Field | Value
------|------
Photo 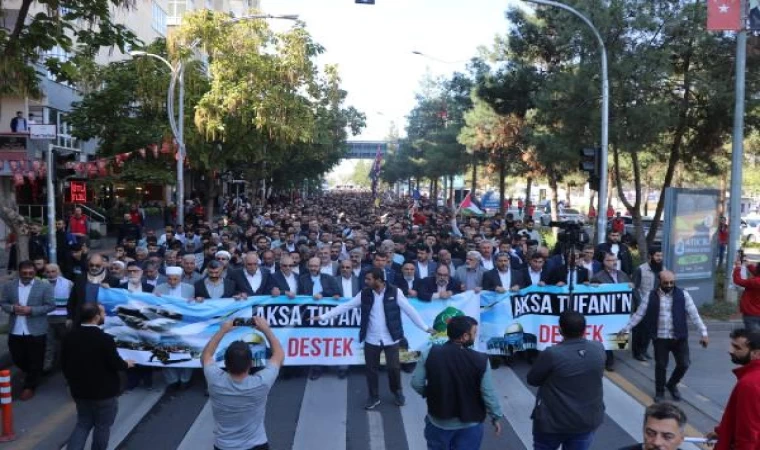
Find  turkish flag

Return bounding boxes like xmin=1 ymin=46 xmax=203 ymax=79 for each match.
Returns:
xmin=707 ymin=0 xmax=742 ymax=31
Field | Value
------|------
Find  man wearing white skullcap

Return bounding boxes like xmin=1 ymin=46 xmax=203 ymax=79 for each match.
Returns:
xmin=154 ymin=265 xmax=196 ymax=389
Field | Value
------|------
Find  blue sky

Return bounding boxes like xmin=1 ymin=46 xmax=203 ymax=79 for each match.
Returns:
xmin=264 ymin=0 xmax=519 ymax=140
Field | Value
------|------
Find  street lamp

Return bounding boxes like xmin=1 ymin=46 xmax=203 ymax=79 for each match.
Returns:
xmin=130 ymin=13 xmax=299 ymax=226
xmin=411 ymin=50 xmax=468 ymax=65
xmin=521 ymin=0 xmax=609 ymax=245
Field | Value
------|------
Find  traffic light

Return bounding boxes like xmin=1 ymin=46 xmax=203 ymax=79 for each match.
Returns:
xmin=579 ymin=147 xmax=601 ymax=191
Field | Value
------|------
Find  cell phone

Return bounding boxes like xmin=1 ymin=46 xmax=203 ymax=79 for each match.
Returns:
xmin=232 ymin=318 xmax=254 ymax=327
xmin=700 ymin=340 xmax=708 ymax=348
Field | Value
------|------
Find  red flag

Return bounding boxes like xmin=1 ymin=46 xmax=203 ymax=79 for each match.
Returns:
xmin=707 ymin=0 xmax=742 ymax=31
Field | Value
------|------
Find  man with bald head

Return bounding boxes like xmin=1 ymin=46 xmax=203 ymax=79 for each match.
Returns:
xmin=228 ymin=252 xmax=272 ymax=296
xmin=619 ymin=270 xmax=709 ymax=402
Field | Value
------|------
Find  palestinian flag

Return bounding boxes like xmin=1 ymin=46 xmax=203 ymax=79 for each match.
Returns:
xmin=458 ymin=193 xmax=484 ymax=216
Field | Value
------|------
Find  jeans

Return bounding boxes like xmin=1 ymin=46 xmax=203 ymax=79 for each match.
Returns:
xmin=364 ymin=342 xmax=401 ymax=399
xmin=533 ymin=431 xmax=595 ymax=450
xmin=424 ymin=417 xmax=484 ymax=450
xmin=718 ymin=244 xmax=727 ymax=266
xmin=67 ymin=397 xmax=119 ymax=450
xmin=163 ymin=368 xmax=193 ymax=384
xmin=653 ymin=338 xmax=690 ymax=393
xmin=8 ymin=333 xmax=46 ymax=389
xmin=743 ymin=315 xmax=760 ymax=332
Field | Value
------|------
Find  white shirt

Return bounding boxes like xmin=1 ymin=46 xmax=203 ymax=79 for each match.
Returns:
xmin=166 ymin=284 xmax=184 ymax=298
xmin=610 ymin=244 xmax=622 ymax=270
xmin=320 ymin=264 xmax=334 ymax=276
xmin=51 ymin=277 xmax=73 ymax=300
xmin=529 ymin=269 xmax=543 ymax=286
xmin=498 ymin=270 xmax=512 ymax=290
xmin=341 ymin=277 xmax=354 ymax=298
xmin=580 ymin=260 xmax=595 ymax=279
xmin=283 ymin=273 xmax=298 ymax=293
xmin=353 ymin=267 xmax=361 ymax=278
xmin=245 ymin=269 xmax=263 ymax=293
xmin=482 ymin=258 xmax=494 ymax=271
xmin=403 ymin=277 xmax=415 ymax=291
xmin=127 ymin=281 xmax=143 ymax=293
xmin=11 ymin=280 xmax=34 ymax=335
xmin=320 ymin=287 xmax=429 ymax=346
xmin=417 ymin=262 xmax=430 ymax=279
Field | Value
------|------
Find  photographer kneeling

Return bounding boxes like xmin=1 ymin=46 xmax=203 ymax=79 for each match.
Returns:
xmin=202 ymin=316 xmax=284 ymax=450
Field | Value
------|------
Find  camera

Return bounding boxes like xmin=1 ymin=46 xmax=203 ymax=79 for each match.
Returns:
xmin=549 ymin=222 xmax=589 ymax=248
xmin=232 ymin=318 xmax=255 ymax=327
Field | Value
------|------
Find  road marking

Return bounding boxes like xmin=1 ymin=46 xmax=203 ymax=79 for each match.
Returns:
xmin=605 ymin=372 xmax=705 ymax=450
xmin=491 ymin=367 xmax=535 ymax=449
xmin=367 ymin=410 xmax=385 ymax=450
xmin=177 ymin=401 xmax=214 ymax=450
xmin=13 ymin=402 xmax=76 ymax=450
xmin=400 ymin=372 xmax=427 ymax=450
xmin=292 ymin=376 xmax=347 ymax=450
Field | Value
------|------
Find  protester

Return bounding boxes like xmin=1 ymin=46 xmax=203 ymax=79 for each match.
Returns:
xmin=312 ymin=268 xmax=434 ymax=409
xmin=595 ymin=230 xmax=633 ymax=276
xmin=411 ymin=315 xmax=503 ymax=449
xmin=44 ymin=263 xmax=73 ymax=371
xmin=418 ymin=264 xmax=462 ymax=301
xmin=619 ymin=270 xmax=709 ymax=402
xmin=62 ymin=302 xmax=135 ymax=450
xmin=482 ymin=252 xmax=528 ymax=292
xmin=119 ymin=261 xmax=154 ymax=293
xmin=631 ymin=248 xmax=665 ymax=361
xmin=0 ymin=260 xmax=55 ymax=400
xmin=717 ymin=216 xmax=729 ymax=268
xmin=527 ymin=310 xmax=606 ymax=450
xmin=154 ymin=266 xmax=196 ymax=390
xmin=592 ymin=252 xmax=633 ymax=371
xmin=617 ymin=402 xmax=688 ymax=450
xmin=707 ymin=328 xmax=760 ymax=450
xmin=194 ymin=260 xmax=239 ymax=300
xmin=202 ymin=316 xmax=284 ymax=450
xmin=228 ymin=252 xmax=273 ymax=296
xmin=732 ymin=257 xmax=760 ymax=332
xmin=68 ymin=254 xmax=120 ymax=327
xmin=455 ymin=251 xmax=485 ymax=292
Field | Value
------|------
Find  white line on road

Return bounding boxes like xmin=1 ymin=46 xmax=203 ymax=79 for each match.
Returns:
xmin=177 ymin=400 xmax=214 ymax=450
xmin=292 ymin=376 xmax=348 ymax=450
xmin=400 ymin=372 xmax=427 ymax=450
xmin=367 ymin=410 xmax=386 ymax=450
xmin=491 ymin=366 xmax=535 ymax=449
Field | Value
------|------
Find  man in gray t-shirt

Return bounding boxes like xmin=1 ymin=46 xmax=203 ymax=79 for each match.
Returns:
xmin=201 ymin=316 xmax=284 ymax=450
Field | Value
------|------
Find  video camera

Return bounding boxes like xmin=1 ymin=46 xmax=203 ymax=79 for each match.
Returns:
xmin=549 ymin=221 xmax=590 ymax=249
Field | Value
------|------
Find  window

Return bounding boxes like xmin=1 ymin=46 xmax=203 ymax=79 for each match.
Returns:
xmin=56 ymin=112 xmax=80 ymax=150
xmin=152 ymin=1 xmax=168 ymax=36
xmin=44 ymin=45 xmax=73 ymax=85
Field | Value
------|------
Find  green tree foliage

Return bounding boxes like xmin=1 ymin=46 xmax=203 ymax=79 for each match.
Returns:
xmin=0 ymin=0 xmax=139 ymax=96
xmin=349 ymin=160 xmax=371 ymax=187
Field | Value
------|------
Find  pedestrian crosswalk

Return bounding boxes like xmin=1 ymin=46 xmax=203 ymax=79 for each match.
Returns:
xmin=87 ymin=360 xmax=704 ymax=450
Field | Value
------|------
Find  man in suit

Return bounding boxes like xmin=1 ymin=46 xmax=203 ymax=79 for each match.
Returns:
xmin=398 ymin=262 xmax=420 ymax=297
xmin=317 ymin=246 xmax=338 ymax=276
xmin=119 ymin=262 xmax=155 ymax=293
xmin=334 ymin=260 xmax=360 ymax=298
xmin=578 ymin=244 xmax=602 ymax=281
xmin=62 ymin=302 xmax=135 ymax=450
xmin=360 ymin=252 xmax=397 ymax=288
xmin=227 ymin=253 xmax=272 ymax=297
xmin=418 ymin=265 xmax=462 ymax=302
xmin=270 ymin=255 xmax=299 ymax=298
xmin=548 ymin=248 xmax=591 ymax=287
xmin=154 ymin=267 xmax=196 ymax=390
xmin=142 ymin=262 xmax=167 ymax=289
xmin=298 ymin=257 xmax=339 ymax=299
xmin=479 ymin=240 xmax=497 ymax=271
xmin=0 ymin=260 xmax=55 ymax=400
xmin=298 ymin=256 xmax=340 ymax=381
xmin=522 ymin=252 xmax=551 ymax=287
xmin=592 ymin=252 xmax=633 ymax=372
xmin=194 ymin=260 xmax=240 ymax=300
xmin=436 ymin=249 xmax=458 ymax=279
xmin=595 ymin=231 xmax=634 ymax=276
xmin=483 ymin=252 xmax=529 ymax=292
xmin=455 ymin=251 xmax=486 ymax=292
xmin=68 ymin=254 xmax=120 ymax=327
xmin=414 ymin=246 xmax=437 ymax=280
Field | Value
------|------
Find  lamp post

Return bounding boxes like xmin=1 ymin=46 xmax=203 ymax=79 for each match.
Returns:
xmin=522 ymin=0 xmax=609 ymax=244
xmin=410 ymin=50 xmax=468 ymax=65
xmin=130 ymin=13 xmax=299 ymax=226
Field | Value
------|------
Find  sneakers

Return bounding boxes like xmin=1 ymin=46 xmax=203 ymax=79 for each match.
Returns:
xmin=394 ymin=392 xmax=406 ymax=407
xmin=365 ymin=397 xmax=381 ymax=410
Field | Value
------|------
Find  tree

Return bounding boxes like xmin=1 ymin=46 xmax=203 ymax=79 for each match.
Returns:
xmin=349 ymin=160 xmax=372 ymax=187
xmin=0 ymin=0 xmax=139 ymax=96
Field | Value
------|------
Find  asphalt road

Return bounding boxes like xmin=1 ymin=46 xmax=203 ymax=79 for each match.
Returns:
xmin=3 ymin=322 xmax=738 ymax=450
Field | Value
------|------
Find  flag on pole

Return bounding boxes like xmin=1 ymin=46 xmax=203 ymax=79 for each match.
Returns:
xmin=370 ymin=145 xmax=383 ymax=200
xmin=707 ymin=0 xmax=742 ymax=31
xmin=458 ymin=192 xmax=484 ymax=216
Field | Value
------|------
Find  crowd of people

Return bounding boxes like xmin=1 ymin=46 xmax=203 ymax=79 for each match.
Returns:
xmin=1 ymin=191 xmax=759 ymax=450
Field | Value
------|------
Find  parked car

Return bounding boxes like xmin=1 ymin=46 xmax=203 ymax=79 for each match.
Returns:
xmin=741 ymin=217 xmax=760 ymax=242
xmin=539 ymin=207 xmax=586 ymax=226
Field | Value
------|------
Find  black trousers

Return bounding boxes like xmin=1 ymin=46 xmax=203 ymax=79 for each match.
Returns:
xmin=631 ymin=323 xmax=651 ymax=357
xmin=653 ymin=338 xmax=690 ymax=393
xmin=364 ymin=342 xmax=401 ymax=399
xmin=8 ymin=333 xmax=46 ymax=389
xmin=215 ymin=444 xmax=268 ymax=450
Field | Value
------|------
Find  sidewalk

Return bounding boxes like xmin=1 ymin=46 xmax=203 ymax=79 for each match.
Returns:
xmin=0 ymin=236 xmax=118 ymax=370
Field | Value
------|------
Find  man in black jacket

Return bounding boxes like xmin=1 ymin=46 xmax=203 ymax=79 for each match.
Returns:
xmin=410 ymin=315 xmax=504 ymax=448
xmin=227 ymin=253 xmax=272 ymax=296
xmin=527 ymin=310 xmax=606 ymax=450
xmin=67 ymin=254 xmax=120 ymax=327
xmin=482 ymin=253 xmax=529 ymax=292
xmin=62 ymin=302 xmax=135 ymax=450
